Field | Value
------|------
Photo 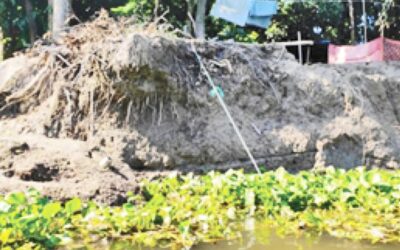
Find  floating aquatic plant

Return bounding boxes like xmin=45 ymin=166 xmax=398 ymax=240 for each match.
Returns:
xmin=0 ymin=167 xmax=400 ymax=249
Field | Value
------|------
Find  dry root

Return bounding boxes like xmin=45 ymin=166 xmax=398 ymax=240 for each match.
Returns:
xmin=0 ymin=10 xmax=176 ymax=138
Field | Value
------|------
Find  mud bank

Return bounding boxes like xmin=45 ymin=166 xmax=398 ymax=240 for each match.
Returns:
xmin=0 ymin=13 xmax=399 ymax=202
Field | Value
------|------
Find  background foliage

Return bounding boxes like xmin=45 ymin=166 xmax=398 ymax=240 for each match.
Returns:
xmin=1 ymin=0 xmax=400 ymax=58
xmin=0 ymin=0 xmax=48 ymax=58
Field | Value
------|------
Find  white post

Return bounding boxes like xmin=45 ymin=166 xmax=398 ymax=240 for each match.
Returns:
xmin=0 ymin=28 xmax=3 ymax=61
xmin=297 ymin=31 xmax=303 ymax=64
xmin=362 ymin=0 xmax=368 ymax=43
xmin=306 ymin=46 xmax=311 ymax=64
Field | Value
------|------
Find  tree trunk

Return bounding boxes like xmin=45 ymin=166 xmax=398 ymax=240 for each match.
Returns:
xmin=154 ymin=0 xmax=159 ymax=17
xmin=24 ymin=0 xmax=38 ymax=44
xmin=0 ymin=28 xmax=3 ymax=61
xmin=195 ymin=0 xmax=207 ymax=39
xmin=48 ymin=0 xmax=53 ymax=32
xmin=348 ymin=0 xmax=356 ymax=44
xmin=52 ymin=0 xmax=72 ymax=41
xmin=185 ymin=0 xmax=195 ymax=35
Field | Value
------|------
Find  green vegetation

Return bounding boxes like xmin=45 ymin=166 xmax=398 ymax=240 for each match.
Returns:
xmin=2 ymin=0 xmax=400 ymax=57
xmin=0 ymin=0 xmax=48 ymax=58
xmin=0 ymin=167 xmax=400 ymax=249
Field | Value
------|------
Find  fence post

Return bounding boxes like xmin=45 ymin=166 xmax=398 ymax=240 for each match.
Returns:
xmin=362 ymin=0 xmax=368 ymax=43
xmin=0 ymin=28 xmax=3 ymax=61
xmin=297 ymin=31 xmax=303 ymax=64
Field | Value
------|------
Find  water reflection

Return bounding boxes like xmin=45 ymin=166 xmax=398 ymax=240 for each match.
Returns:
xmin=79 ymin=220 xmax=400 ymax=250
xmin=193 ymin=219 xmax=398 ymax=250
xmin=194 ymin=232 xmax=397 ymax=250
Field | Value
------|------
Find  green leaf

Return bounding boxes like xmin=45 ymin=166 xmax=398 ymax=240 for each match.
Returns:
xmin=7 ymin=192 xmax=26 ymax=205
xmin=0 ymin=229 xmax=12 ymax=244
xmin=65 ymin=198 xmax=82 ymax=215
xmin=44 ymin=235 xmax=61 ymax=248
xmin=42 ymin=202 xmax=62 ymax=219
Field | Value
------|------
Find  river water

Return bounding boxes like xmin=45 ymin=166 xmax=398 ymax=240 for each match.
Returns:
xmin=104 ymin=233 xmax=398 ymax=250
xmin=81 ymin=220 xmax=399 ymax=250
xmin=193 ymin=233 xmax=398 ymax=250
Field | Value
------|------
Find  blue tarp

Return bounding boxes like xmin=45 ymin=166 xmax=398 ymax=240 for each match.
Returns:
xmin=250 ymin=0 xmax=277 ymax=16
xmin=210 ymin=0 xmax=253 ymax=27
xmin=246 ymin=16 xmax=272 ymax=29
xmin=210 ymin=0 xmax=277 ymax=29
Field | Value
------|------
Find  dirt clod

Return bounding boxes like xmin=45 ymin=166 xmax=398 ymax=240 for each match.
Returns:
xmin=19 ymin=163 xmax=60 ymax=182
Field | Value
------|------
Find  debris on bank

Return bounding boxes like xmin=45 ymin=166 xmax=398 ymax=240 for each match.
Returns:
xmin=0 ymin=11 xmax=399 ymax=203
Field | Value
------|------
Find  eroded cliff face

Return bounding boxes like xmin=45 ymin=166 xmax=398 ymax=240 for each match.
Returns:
xmin=109 ymin=33 xmax=400 ymax=171
xmin=0 ymin=13 xmax=399 ymax=202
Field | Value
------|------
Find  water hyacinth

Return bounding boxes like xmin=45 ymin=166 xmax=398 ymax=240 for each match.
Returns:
xmin=0 ymin=167 xmax=399 ymax=249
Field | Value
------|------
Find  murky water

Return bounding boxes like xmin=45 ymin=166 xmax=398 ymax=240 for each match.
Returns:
xmin=194 ymin=220 xmax=399 ymax=250
xmin=104 ymin=232 xmax=399 ymax=250
xmin=193 ymin=233 xmax=398 ymax=250
xmin=78 ymin=221 xmax=400 ymax=250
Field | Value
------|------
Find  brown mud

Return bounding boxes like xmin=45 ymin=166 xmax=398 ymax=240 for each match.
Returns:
xmin=0 ymin=12 xmax=399 ymax=203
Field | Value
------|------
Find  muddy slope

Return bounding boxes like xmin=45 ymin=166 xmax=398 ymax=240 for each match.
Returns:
xmin=0 ymin=14 xmax=399 ymax=202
